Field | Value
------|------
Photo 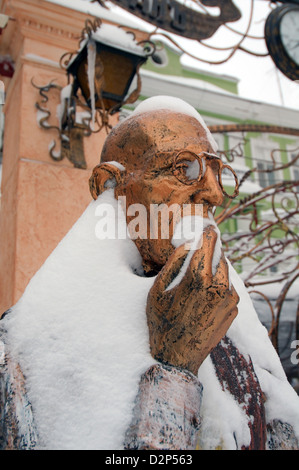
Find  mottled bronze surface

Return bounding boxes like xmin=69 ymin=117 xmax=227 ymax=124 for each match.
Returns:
xmin=146 ymin=226 xmax=239 ymax=374
xmin=99 ymin=110 xmax=212 ymax=172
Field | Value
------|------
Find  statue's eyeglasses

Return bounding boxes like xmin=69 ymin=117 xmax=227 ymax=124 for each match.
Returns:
xmin=172 ymin=150 xmax=239 ymax=199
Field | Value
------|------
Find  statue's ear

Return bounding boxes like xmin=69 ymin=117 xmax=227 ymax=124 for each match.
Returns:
xmin=89 ymin=162 xmax=125 ymax=200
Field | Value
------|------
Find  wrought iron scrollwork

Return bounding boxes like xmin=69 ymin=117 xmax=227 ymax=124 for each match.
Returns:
xmin=211 ymin=128 xmax=299 ymax=388
xmin=31 ymin=78 xmax=92 ymax=169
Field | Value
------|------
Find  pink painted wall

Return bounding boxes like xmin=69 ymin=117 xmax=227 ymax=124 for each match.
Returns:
xmin=0 ymin=0 xmax=120 ymax=313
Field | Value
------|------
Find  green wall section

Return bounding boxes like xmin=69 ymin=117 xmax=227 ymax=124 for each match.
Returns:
xmin=142 ymin=45 xmax=239 ymax=95
xmin=269 ymin=135 xmax=297 ymax=180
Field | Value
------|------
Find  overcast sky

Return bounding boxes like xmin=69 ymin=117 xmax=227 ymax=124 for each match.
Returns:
xmin=179 ymin=0 xmax=299 ymax=110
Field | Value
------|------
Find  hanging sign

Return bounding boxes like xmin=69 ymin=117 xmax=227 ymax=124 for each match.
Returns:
xmin=101 ymin=0 xmax=241 ymax=40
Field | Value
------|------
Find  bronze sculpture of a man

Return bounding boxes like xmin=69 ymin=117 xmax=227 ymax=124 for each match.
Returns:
xmin=90 ymin=102 xmax=240 ymax=375
xmin=1 ymin=96 xmax=299 ymax=450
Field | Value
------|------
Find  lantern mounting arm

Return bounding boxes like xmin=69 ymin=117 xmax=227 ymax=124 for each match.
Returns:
xmin=31 ymin=78 xmax=92 ymax=168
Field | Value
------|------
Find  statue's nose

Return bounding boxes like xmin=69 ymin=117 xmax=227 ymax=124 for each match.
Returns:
xmin=193 ymin=166 xmax=224 ymax=206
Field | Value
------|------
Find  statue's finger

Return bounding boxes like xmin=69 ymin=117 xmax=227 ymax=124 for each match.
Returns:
xmin=153 ymin=243 xmax=189 ymax=292
xmin=212 ymin=255 xmax=230 ymax=290
xmin=187 ymin=225 xmax=218 ymax=283
xmin=217 ymin=305 xmax=239 ymax=339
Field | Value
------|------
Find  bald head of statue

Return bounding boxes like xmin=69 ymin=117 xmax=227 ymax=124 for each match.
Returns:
xmin=100 ymin=108 xmax=214 ymax=173
xmin=89 ymin=98 xmax=235 ymax=274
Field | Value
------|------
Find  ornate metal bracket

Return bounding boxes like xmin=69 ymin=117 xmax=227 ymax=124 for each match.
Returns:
xmin=209 ymin=123 xmax=299 ymax=137
xmin=31 ymin=79 xmax=92 ymax=169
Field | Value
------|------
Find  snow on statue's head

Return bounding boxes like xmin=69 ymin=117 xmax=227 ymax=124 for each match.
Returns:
xmin=89 ymin=96 xmax=224 ymax=275
xmin=100 ymin=96 xmax=218 ymax=172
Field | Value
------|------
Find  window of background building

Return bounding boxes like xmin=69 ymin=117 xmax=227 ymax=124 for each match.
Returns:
xmin=251 ymin=137 xmax=282 ymax=189
xmin=291 ymin=152 xmax=299 ymax=193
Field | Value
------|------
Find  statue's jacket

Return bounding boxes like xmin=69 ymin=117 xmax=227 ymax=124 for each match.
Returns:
xmin=1 ymin=326 xmax=298 ymax=450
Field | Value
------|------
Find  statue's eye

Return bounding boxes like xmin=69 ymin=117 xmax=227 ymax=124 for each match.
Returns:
xmin=173 ymin=151 xmax=203 ymax=185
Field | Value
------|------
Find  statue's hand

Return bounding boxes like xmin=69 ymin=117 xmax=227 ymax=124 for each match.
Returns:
xmin=146 ymin=226 xmax=239 ymax=375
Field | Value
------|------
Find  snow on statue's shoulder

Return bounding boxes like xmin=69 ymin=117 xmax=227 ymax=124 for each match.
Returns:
xmin=3 ymin=190 xmax=155 ymax=450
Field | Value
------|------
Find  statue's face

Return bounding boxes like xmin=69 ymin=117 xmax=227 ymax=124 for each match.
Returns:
xmin=100 ymin=110 xmax=234 ymax=274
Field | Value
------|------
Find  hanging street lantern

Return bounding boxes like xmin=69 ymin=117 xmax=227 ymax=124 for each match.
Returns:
xmin=32 ymin=19 xmax=155 ymax=169
xmin=62 ymin=20 xmax=154 ymax=130
xmin=67 ymin=22 xmax=149 ymax=116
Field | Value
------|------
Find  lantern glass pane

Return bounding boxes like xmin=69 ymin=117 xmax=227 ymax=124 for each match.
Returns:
xmin=72 ymin=43 xmax=145 ymax=112
xmin=95 ymin=49 xmax=136 ymax=109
